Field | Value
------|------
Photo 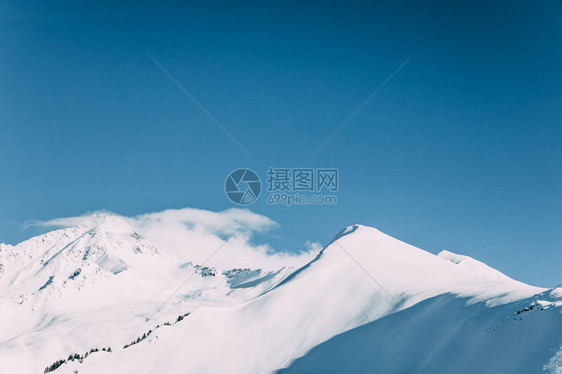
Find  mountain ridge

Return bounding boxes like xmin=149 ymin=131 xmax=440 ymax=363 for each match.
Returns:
xmin=0 ymin=217 xmax=560 ymax=373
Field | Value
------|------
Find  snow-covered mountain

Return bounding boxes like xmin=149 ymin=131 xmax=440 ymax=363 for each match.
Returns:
xmin=0 ymin=216 xmax=560 ymax=373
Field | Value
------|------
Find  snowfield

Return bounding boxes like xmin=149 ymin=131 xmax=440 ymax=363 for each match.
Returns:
xmin=0 ymin=214 xmax=560 ymax=373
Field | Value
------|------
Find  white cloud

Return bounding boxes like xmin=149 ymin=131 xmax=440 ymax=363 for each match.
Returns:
xmin=26 ymin=210 xmax=116 ymax=229
xmin=31 ymin=208 xmax=319 ymax=271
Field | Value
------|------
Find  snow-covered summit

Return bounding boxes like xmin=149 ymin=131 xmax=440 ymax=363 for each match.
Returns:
xmin=88 ymin=214 xmax=139 ymax=235
xmin=301 ymin=224 xmax=543 ymax=305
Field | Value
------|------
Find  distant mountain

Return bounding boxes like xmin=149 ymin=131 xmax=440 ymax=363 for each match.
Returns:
xmin=0 ymin=218 xmax=560 ymax=373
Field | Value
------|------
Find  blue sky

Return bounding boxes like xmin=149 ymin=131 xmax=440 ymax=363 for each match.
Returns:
xmin=1 ymin=0 xmax=561 ymax=287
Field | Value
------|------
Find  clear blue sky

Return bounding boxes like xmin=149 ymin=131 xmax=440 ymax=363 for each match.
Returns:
xmin=1 ymin=0 xmax=561 ymax=287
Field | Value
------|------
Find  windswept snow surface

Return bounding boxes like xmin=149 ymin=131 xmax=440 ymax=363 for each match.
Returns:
xmin=1 ymin=218 xmax=560 ymax=374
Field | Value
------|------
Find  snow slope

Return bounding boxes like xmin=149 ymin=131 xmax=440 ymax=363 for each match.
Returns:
xmin=281 ymin=290 xmax=562 ymax=374
xmin=1 ymin=220 xmax=560 ymax=373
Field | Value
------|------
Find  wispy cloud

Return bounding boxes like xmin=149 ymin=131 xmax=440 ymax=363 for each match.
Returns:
xmin=30 ymin=208 xmax=319 ymax=271
xmin=26 ymin=209 xmax=116 ymax=229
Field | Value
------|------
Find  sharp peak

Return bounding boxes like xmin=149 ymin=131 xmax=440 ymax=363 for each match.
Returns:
xmin=87 ymin=214 xmax=136 ymax=234
xmin=330 ymin=224 xmax=381 ymax=242
xmin=331 ymin=224 xmax=359 ymax=240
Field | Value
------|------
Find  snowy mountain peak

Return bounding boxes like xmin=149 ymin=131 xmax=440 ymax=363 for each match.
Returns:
xmin=330 ymin=225 xmax=358 ymax=244
xmin=0 ymin=216 xmax=166 ymax=302
xmin=294 ymin=224 xmax=546 ymax=310
xmin=88 ymin=214 xmax=136 ymax=234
